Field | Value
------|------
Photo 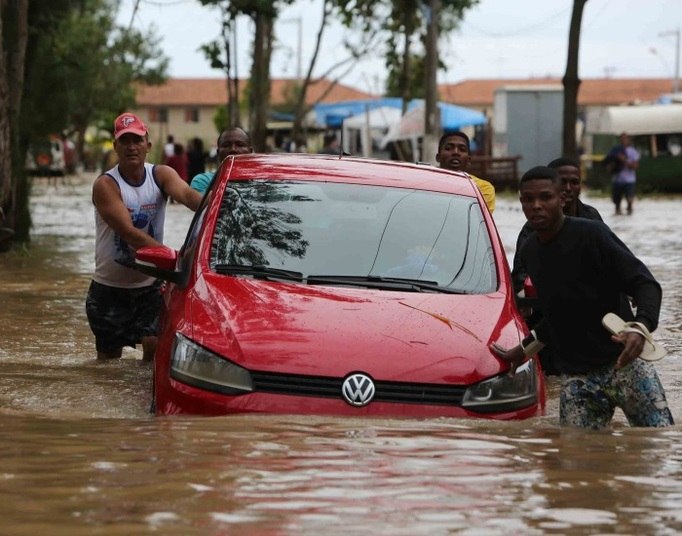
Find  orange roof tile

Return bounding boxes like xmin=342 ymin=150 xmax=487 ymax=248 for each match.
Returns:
xmin=135 ymin=77 xmax=674 ymax=112
xmin=135 ymin=78 xmax=374 ymax=107
xmin=439 ymin=78 xmax=675 ymax=108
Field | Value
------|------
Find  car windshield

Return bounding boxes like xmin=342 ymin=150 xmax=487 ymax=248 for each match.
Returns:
xmin=210 ymin=180 xmax=497 ymax=294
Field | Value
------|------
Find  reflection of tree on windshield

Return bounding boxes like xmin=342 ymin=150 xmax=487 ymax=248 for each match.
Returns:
xmin=212 ymin=182 xmax=311 ymax=266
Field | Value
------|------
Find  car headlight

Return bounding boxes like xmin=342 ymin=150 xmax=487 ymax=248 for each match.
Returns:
xmin=170 ymin=333 xmax=254 ymax=395
xmin=461 ymin=359 xmax=537 ymax=413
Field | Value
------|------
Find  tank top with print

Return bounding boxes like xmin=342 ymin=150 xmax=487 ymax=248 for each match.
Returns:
xmin=93 ymin=162 xmax=166 ymax=288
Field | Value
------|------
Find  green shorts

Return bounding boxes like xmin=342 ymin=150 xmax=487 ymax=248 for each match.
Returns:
xmin=560 ymin=359 xmax=674 ymax=429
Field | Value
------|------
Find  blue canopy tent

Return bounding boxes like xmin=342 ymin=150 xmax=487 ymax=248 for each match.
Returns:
xmin=312 ymin=98 xmax=486 ymax=133
xmin=312 ymin=98 xmax=487 ymax=159
xmin=312 ymin=98 xmax=403 ymax=128
xmin=435 ymin=101 xmax=488 ymax=131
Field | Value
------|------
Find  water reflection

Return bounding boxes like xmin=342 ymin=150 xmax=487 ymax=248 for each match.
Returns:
xmin=0 ymin=178 xmax=680 ymax=534
xmin=1 ymin=414 xmax=681 ymax=534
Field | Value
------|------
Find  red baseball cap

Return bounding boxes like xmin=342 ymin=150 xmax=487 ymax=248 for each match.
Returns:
xmin=114 ymin=113 xmax=148 ymax=139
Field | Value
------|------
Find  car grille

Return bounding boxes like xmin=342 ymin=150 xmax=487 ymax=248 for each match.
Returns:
xmin=251 ymin=371 xmax=466 ymax=406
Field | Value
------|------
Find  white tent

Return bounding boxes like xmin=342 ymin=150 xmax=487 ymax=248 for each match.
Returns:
xmin=586 ymin=104 xmax=682 ymax=135
xmin=341 ymin=106 xmax=403 ymax=157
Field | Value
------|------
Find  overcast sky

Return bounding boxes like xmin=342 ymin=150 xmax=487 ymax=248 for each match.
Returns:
xmin=116 ymin=0 xmax=681 ymax=94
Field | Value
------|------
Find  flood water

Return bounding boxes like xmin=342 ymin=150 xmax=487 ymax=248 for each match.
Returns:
xmin=1 ymin=175 xmax=681 ymax=535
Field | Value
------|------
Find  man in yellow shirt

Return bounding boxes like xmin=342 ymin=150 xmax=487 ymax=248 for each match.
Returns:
xmin=436 ymin=132 xmax=495 ymax=213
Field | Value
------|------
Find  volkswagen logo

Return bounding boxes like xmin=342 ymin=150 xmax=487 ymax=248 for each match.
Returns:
xmin=341 ymin=373 xmax=376 ymax=407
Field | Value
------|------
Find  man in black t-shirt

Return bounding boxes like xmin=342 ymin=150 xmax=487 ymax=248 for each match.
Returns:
xmin=512 ymin=158 xmax=603 ymax=375
xmin=492 ymin=166 xmax=673 ymax=429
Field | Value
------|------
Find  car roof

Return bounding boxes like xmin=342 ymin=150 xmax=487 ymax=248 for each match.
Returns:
xmin=222 ymin=154 xmax=479 ymax=198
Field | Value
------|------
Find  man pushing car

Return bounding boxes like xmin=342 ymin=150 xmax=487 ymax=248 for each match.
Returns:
xmin=86 ymin=113 xmax=202 ymax=361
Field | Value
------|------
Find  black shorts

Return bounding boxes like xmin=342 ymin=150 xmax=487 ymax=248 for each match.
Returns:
xmin=612 ymin=182 xmax=635 ymax=202
xmin=85 ymin=280 xmax=162 ymax=353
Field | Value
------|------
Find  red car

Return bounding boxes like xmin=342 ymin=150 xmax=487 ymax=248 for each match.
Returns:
xmin=136 ymin=154 xmax=545 ymax=418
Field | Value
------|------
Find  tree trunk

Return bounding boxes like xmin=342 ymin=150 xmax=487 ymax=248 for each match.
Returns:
xmin=400 ymin=26 xmax=411 ymax=115
xmin=249 ymin=10 xmax=273 ymax=152
xmin=562 ymin=0 xmax=588 ymax=159
xmin=0 ymin=4 xmax=12 ymax=223
xmin=230 ymin=13 xmax=240 ymax=128
xmin=290 ymin=1 xmax=330 ymax=145
xmin=221 ymin=9 xmax=241 ymax=128
xmin=223 ymin=14 xmax=234 ymax=126
xmin=423 ymin=0 xmax=440 ymax=164
xmin=0 ymin=0 xmax=30 ymax=244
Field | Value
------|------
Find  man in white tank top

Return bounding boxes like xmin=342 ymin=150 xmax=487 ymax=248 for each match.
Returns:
xmin=86 ymin=113 xmax=202 ymax=362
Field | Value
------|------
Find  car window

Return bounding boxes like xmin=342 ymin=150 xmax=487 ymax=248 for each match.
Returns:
xmin=177 ymin=190 xmax=213 ymax=276
xmin=210 ymin=180 xmax=497 ymax=294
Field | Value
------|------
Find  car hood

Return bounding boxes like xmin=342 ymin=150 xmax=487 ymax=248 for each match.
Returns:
xmin=187 ymin=274 xmax=516 ymax=384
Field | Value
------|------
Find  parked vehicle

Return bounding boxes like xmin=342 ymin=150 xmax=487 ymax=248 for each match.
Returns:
xmin=136 ymin=154 xmax=545 ymax=418
xmin=25 ymin=136 xmax=66 ymax=177
xmin=584 ymin=103 xmax=682 ymax=193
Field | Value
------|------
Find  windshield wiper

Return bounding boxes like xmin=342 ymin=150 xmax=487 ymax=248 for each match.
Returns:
xmin=306 ymin=275 xmax=467 ymax=294
xmin=213 ymin=267 xmax=468 ymax=293
xmin=214 ymin=264 xmax=304 ymax=281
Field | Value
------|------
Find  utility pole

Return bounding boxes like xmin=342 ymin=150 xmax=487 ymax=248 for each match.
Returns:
xmin=423 ymin=0 xmax=440 ymax=164
xmin=659 ymin=28 xmax=680 ymax=93
xmin=283 ymin=16 xmax=303 ymax=81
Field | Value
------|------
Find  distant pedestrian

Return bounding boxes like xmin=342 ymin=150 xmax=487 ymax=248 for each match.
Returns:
xmin=605 ymin=132 xmax=640 ymax=215
xmin=436 ymin=131 xmax=495 ymax=213
xmin=186 ymin=137 xmax=206 ymax=178
xmin=165 ymin=143 xmax=188 ymax=183
xmin=319 ymin=133 xmax=340 ymax=155
xmin=190 ymin=127 xmax=253 ymax=194
xmin=163 ymin=134 xmax=175 ymax=161
xmin=491 ymin=166 xmax=673 ymax=430
xmin=286 ymin=136 xmax=307 ymax=153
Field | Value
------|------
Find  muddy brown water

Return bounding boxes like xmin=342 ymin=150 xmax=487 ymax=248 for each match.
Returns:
xmin=1 ymin=176 xmax=681 ymax=535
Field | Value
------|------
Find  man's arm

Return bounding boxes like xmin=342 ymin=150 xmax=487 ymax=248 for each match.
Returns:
xmin=92 ymin=175 xmax=162 ymax=250
xmin=489 ymin=326 xmax=546 ymax=375
xmin=511 ymin=223 xmax=533 ymax=295
xmin=596 ymin=225 xmax=662 ymax=331
xmin=626 ymin=147 xmax=640 ymax=170
xmin=156 ymin=164 xmax=203 ymax=211
xmin=190 ymin=172 xmax=214 ymax=194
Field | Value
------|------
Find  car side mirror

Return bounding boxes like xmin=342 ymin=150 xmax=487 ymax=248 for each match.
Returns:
xmin=134 ymin=245 xmax=183 ymax=284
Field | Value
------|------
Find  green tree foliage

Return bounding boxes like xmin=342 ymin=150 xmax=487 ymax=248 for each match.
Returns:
xmin=285 ymin=1 xmax=382 ymax=145
xmin=199 ymin=2 xmax=242 ymax=127
xmin=385 ymin=53 xmax=427 ymax=99
xmin=0 ymin=0 xmax=168 ymax=248
xmin=22 ymin=0 xmax=168 ymax=158
xmin=200 ymin=0 xmax=295 ymax=151
xmin=336 ymin=0 xmax=478 ymax=107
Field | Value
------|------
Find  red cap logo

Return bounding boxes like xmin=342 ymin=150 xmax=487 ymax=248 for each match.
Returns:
xmin=114 ymin=113 xmax=147 ymax=139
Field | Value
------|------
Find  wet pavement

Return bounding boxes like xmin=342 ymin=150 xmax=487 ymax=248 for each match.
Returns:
xmin=0 ymin=175 xmax=680 ymax=535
